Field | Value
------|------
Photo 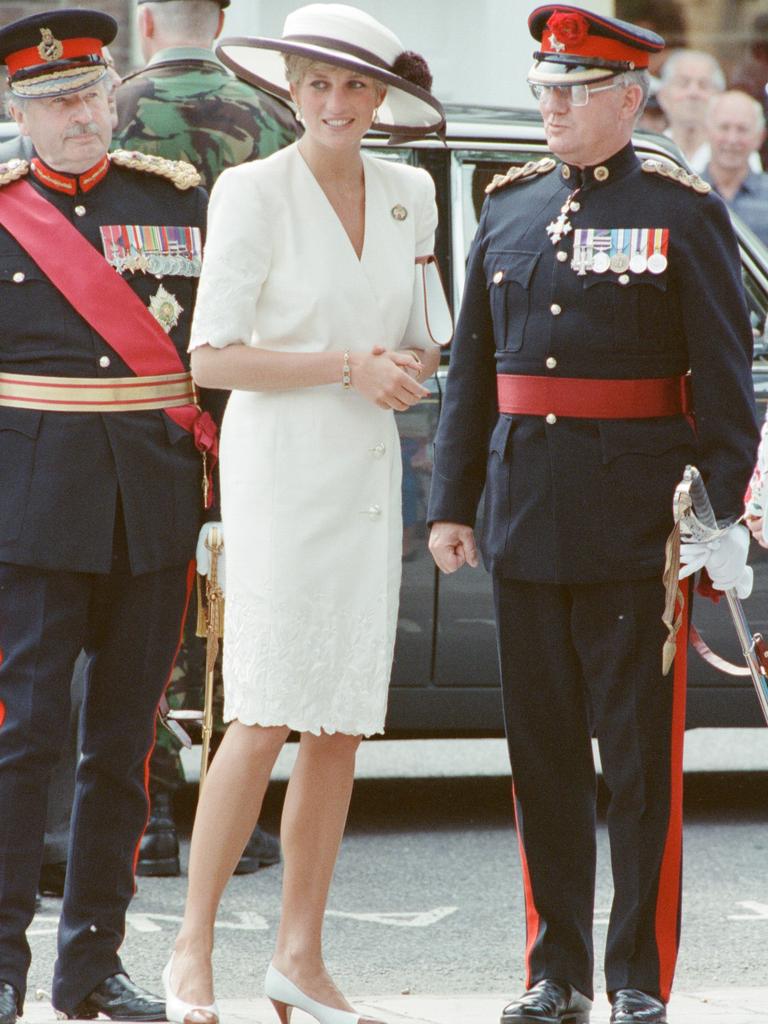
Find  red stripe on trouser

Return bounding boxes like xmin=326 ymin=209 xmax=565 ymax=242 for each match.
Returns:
xmin=512 ymin=782 xmax=541 ymax=988
xmin=130 ymin=559 xmax=197 ymax=882
xmin=654 ymin=579 xmax=689 ymax=1002
xmin=0 ymin=699 xmax=4 ymax=729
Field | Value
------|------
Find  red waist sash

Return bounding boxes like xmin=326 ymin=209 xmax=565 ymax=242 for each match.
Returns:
xmin=0 ymin=177 xmax=216 ymax=506
xmin=497 ymin=373 xmax=692 ymax=420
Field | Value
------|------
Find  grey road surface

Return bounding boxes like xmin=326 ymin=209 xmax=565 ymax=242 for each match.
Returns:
xmin=26 ymin=733 xmax=768 ymax=1004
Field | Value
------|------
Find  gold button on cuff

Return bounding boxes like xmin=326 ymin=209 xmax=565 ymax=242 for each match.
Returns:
xmin=493 ymin=270 xmax=504 ymax=284
xmin=546 ymin=357 xmax=557 ymax=369
xmin=545 ymin=413 xmax=557 ymax=425
xmin=99 ymin=355 xmax=111 ymax=368
xmin=550 ymin=303 xmax=562 ymax=316
xmin=556 ymin=251 xmax=568 ymax=262
xmin=74 ymin=205 xmax=86 ymax=217
xmin=618 ymin=273 xmax=630 ymax=285
xmin=12 ymin=271 xmax=25 ymax=283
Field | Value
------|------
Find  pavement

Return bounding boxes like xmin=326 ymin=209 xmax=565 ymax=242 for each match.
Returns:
xmin=20 ymin=989 xmax=768 ymax=1023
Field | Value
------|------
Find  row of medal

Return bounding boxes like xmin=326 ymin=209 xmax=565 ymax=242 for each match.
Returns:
xmin=99 ymin=224 xmax=203 ymax=277
xmin=570 ymin=227 xmax=669 ymax=276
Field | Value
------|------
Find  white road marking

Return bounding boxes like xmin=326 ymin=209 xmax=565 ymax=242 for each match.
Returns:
xmin=728 ymin=901 xmax=768 ymax=920
xmin=326 ymin=906 xmax=458 ymax=927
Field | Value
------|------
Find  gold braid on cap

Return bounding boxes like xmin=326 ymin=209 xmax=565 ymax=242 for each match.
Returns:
xmin=641 ymin=159 xmax=712 ymax=195
xmin=111 ymin=149 xmax=201 ymax=190
xmin=485 ymin=157 xmax=557 ymax=194
xmin=0 ymin=159 xmax=30 ymax=188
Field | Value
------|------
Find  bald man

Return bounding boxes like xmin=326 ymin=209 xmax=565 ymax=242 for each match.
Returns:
xmin=703 ymin=90 xmax=768 ymax=247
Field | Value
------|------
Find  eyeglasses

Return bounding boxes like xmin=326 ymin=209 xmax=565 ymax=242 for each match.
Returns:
xmin=528 ymin=81 xmax=622 ymax=107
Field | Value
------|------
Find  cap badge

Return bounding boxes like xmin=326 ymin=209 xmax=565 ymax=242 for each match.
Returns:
xmin=548 ymin=33 xmax=566 ymax=53
xmin=37 ymin=27 xmax=64 ymax=63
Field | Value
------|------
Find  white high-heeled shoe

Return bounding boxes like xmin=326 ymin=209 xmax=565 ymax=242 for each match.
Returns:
xmin=162 ymin=954 xmax=220 ymax=1024
xmin=264 ymin=964 xmax=383 ymax=1024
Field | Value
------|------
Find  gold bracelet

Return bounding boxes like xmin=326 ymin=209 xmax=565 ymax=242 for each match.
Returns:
xmin=342 ymin=349 xmax=351 ymax=390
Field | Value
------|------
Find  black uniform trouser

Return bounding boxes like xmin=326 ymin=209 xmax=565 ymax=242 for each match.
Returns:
xmin=0 ymin=542 xmax=193 ymax=1014
xmin=493 ymin=576 xmax=687 ymax=1003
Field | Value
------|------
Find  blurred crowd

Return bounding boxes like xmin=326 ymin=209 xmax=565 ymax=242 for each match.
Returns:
xmin=618 ymin=1 xmax=768 ymax=246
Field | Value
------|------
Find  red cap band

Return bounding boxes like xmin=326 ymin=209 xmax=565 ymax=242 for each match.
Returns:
xmin=542 ymin=11 xmax=650 ymax=67
xmin=6 ymin=37 xmax=103 ymax=76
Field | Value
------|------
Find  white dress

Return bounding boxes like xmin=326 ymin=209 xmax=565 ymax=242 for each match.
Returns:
xmin=189 ymin=143 xmax=437 ymax=736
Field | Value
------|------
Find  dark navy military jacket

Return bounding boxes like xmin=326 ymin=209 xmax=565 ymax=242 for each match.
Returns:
xmin=428 ymin=143 xmax=760 ymax=583
xmin=0 ymin=158 xmax=222 ymax=575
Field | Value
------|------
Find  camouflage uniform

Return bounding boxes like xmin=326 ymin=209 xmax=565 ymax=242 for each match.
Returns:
xmin=114 ymin=47 xmax=298 ymax=792
xmin=114 ymin=46 xmax=298 ymax=192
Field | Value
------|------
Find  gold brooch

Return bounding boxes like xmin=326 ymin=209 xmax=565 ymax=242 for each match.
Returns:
xmin=38 ymin=28 xmax=64 ymax=62
xmin=391 ymin=204 xmax=408 ymax=221
xmin=149 ymin=285 xmax=183 ymax=332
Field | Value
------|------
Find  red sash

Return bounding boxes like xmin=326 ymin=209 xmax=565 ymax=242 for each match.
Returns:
xmin=0 ymin=177 xmax=217 ymax=506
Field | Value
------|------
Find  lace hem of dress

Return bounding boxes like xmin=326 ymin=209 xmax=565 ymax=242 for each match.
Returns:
xmin=221 ymin=587 xmax=396 ymax=738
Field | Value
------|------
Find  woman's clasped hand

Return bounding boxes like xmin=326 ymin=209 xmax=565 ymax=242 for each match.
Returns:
xmin=350 ymin=347 xmax=429 ymax=410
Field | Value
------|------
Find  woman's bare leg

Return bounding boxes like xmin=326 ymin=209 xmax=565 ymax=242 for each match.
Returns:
xmin=272 ymin=730 xmax=362 ymax=1009
xmin=170 ymin=721 xmax=290 ymax=1004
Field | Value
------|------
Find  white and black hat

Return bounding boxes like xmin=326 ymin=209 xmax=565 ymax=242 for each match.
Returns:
xmin=216 ymin=3 xmax=444 ymax=139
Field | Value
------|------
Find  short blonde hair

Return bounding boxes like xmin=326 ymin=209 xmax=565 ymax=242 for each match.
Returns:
xmin=283 ymin=54 xmax=386 ymax=103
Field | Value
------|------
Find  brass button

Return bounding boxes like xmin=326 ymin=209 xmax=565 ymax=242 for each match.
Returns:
xmin=74 ymin=205 xmax=86 ymax=217
xmin=562 ymin=165 xmax=571 ymax=180
xmin=546 ymin=357 xmax=558 ymax=369
xmin=550 ymin=303 xmax=562 ymax=316
xmin=570 ymin=201 xmax=581 ymax=211
xmin=493 ymin=270 xmax=504 ymax=285
xmin=556 ymin=251 xmax=568 ymax=263
xmin=362 ymin=504 xmax=382 ymax=520
xmin=369 ymin=442 xmax=386 ymax=458
xmin=618 ymin=273 xmax=630 ymax=285
xmin=99 ymin=355 xmax=111 ymax=368
xmin=594 ymin=165 xmax=609 ymax=182
xmin=545 ymin=413 xmax=557 ymax=425
xmin=12 ymin=271 xmax=25 ymax=283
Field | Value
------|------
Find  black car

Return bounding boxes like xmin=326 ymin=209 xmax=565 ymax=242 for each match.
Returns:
xmin=368 ymin=105 xmax=768 ymax=734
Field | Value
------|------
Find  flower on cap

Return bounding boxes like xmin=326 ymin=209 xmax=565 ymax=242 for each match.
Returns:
xmin=547 ymin=11 xmax=589 ymax=47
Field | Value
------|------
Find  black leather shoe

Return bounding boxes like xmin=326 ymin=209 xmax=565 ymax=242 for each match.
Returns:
xmin=501 ymin=979 xmax=591 ymax=1024
xmin=610 ymin=990 xmax=667 ymax=1024
xmin=39 ymin=861 xmax=67 ymax=897
xmin=0 ymin=982 xmax=18 ymax=1024
xmin=233 ymin=824 xmax=281 ymax=874
xmin=135 ymin=791 xmax=180 ymax=877
xmin=60 ymin=972 xmax=166 ymax=1021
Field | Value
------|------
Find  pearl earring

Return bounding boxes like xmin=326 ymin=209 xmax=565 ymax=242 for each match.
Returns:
xmin=295 ymin=106 xmax=303 ymax=123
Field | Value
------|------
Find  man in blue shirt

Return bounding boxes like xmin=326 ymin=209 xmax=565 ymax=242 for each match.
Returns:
xmin=704 ymin=89 xmax=768 ymax=247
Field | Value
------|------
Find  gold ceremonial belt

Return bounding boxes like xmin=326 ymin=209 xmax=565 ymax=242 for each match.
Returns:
xmin=0 ymin=370 xmax=194 ymax=412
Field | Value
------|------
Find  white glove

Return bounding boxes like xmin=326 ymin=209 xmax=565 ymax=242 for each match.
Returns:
xmin=196 ymin=521 xmax=225 ymax=593
xmin=679 ymin=523 xmax=753 ymax=598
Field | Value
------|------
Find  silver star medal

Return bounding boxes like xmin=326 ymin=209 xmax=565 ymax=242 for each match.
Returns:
xmin=148 ymin=284 xmax=184 ymax=332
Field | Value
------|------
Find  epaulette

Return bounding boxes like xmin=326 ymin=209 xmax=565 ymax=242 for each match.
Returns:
xmin=110 ymin=149 xmax=201 ymax=190
xmin=641 ymin=159 xmax=711 ymax=195
xmin=0 ymin=158 xmax=30 ymax=188
xmin=485 ymin=157 xmax=557 ymax=194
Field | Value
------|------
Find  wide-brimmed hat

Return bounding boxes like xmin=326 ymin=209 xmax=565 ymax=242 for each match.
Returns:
xmin=0 ymin=8 xmax=116 ymax=99
xmin=216 ymin=3 xmax=445 ymax=139
xmin=527 ymin=4 xmax=664 ymax=86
